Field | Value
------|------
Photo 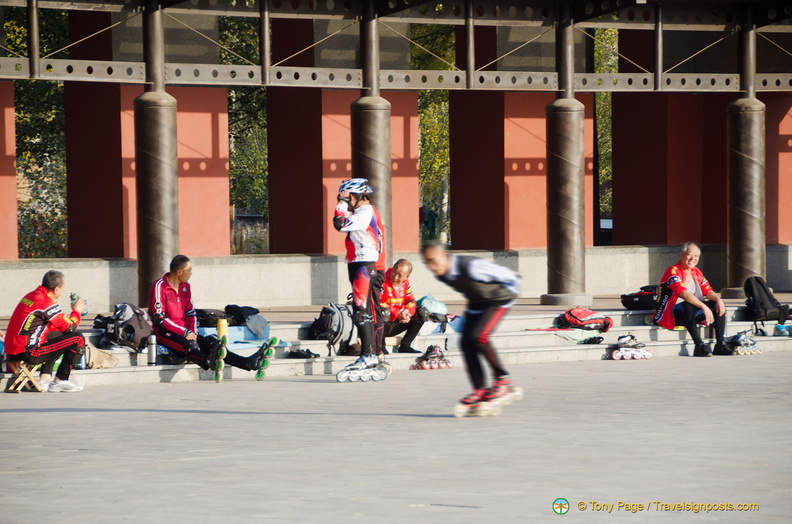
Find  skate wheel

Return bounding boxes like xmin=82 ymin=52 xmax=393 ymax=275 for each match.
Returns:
xmin=735 ymin=347 xmax=745 ymax=355
xmin=360 ymin=371 xmax=372 ymax=382
xmin=335 ymin=370 xmax=349 ymax=383
xmin=756 ymin=347 xmax=763 ymax=354
xmin=487 ymin=403 xmax=502 ymax=416
xmin=430 ymin=360 xmax=439 ymax=370
xmin=420 ymin=360 xmax=432 ymax=370
xmin=260 ymin=359 xmax=270 ymax=370
xmin=263 ymin=347 xmax=274 ymax=358
xmin=446 ymin=360 xmax=454 ymax=369
xmin=438 ymin=360 xmax=447 ymax=369
xmin=611 ymin=350 xmax=622 ymax=360
xmin=453 ymin=404 xmax=470 ymax=418
xmin=510 ymin=387 xmax=524 ymax=402
xmin=255 ymin=370 xmax=265 ymax=381
xmin=409 ymin=364 xmax=418 ymax=370
xmin=214 ymin=370 xmax=222 ymax=383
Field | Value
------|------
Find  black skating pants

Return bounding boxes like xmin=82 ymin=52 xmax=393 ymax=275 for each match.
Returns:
xmin=157 ymin=329 xmax=251 ymax=370
xmin=347 ymin=262 xmax=385 ymax=357
xmin=673 ymin=300 xmax=726 ymax=346
xmin=461 ymin=302 xmax=510 ymax=390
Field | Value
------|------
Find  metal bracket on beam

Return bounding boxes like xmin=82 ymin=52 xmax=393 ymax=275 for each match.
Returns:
xmin=376 ymin=0 xmax=436 ymax=18
xmin=573 ymin=0 xmax=644 ymax=24
xmin=754 ymin=2 xmax=792 ymax=29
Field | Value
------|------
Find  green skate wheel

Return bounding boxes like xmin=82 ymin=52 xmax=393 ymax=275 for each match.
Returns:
xmin=260 ymin=359 xmax=270 ymax=370
xmin=255 ymin=369 xmax=266 ymax=381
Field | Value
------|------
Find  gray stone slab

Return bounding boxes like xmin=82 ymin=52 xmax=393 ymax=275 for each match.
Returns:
xmin=1 ymin=354 xmax=790 ymax=523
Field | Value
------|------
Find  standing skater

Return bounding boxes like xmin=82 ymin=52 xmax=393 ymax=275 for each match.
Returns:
xmin=333 ymin=178 xmax=388 ymax=381
xmin=421 ymin=243 xmax=522 ymax=413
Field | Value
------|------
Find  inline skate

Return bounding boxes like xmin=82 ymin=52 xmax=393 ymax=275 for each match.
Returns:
xmin=611 ymin=333 xmax=652 ymax=360
xmin=725 ymin=330 xmax=762 ymax=355
xmin=409 ymin=344 xmax=454 ymax=370
xmin=453 ymin=377 xmax=524 ymax=417
xmin=336 ymin=354 xmax=388 ymax=382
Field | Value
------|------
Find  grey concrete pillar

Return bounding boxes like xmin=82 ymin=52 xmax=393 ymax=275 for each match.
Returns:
xmin=541 ymin=1 xmax=591 ymax=306
xmin=135 ymin=0 xmax=178 ymax=306
xmin=722 ymin=6 xmax=765 ymax=299
xmin=353 ymin=0 xmax=391 ymax=266
xmin=351 ymin=96 xmax=392 ymax=267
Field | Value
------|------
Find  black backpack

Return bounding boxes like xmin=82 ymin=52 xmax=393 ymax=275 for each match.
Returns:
xmin=308 ymin=303 xmax=358 ymax=356
xmin=93 ymin=303 xmax=152 ymax=351
xmin=744 ymin=276 xmax=789 ymax=326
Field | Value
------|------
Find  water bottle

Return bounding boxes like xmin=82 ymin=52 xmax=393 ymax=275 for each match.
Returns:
xmin=147 ymin=335 xmax=157 ymax=365
xmin=69 ymin=292 xmax=89 ymax=316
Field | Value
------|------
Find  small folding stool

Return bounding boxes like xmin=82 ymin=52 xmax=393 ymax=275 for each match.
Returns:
xmin=4 ymin=361 xmax=44 ymax=393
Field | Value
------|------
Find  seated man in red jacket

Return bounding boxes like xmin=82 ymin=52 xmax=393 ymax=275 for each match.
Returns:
xmin=148 ymin=254 xmax=270 ymax=373
xmin=653 ymin=242 xmax=731 ymax=356
xmin=379 ymin=259 xmax=424 ymax=354
xmin=4 ymin=270 xmax=86 ymax=392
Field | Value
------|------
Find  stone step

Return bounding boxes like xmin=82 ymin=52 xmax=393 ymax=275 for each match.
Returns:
xmin=7 ymin=331 xmax=790 ymax=389
xmin=265 ymin=306 xmax=756 ymax=341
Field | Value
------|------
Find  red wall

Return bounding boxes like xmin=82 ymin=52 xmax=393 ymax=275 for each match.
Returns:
xmin=0 ymin=82 xmax=17 ymax=260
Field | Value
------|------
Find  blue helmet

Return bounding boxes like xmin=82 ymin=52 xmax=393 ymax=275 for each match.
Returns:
xmin=338 ymin=178 xmax=374 ymax=196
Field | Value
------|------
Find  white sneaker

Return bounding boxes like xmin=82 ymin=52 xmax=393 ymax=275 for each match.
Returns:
xmin=49 ymin=379 xmax=84 ymax=393
xmin=38 ymin=379 xmax=52 ymax=392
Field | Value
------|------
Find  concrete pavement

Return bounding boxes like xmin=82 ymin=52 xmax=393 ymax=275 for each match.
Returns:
xmin=1 ymin=352 xmax=790 ymax=523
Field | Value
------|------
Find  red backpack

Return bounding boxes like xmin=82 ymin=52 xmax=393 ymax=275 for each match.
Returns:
xmin=558 ymin=307 xmax=613 ymax=332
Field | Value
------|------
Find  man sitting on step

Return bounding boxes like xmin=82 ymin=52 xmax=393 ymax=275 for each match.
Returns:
xmin=653 ymin=242 xmax=732 ymax=356
xmin=378 ymin=259 xmax=424 ymax=354
xmin=148 ymin=254 xmax=270 ymax=373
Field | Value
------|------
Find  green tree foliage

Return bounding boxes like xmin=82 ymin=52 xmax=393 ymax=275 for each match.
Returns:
xmin=219 ymin=16 xmax=269 ymax=221
xmin=4 ymin=7 xmax=69 ymax=257
xmin=594 ymin=28 xmax=618 ymax=218
xmin=411 ymin=22 xmax=454 ymax=241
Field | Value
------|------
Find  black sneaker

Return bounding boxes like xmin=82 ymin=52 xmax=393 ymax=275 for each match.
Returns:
xmin=712 ymin=343 xmax=735 ymax=356
xmin=693 ymin=343 xmax=712 ymax=357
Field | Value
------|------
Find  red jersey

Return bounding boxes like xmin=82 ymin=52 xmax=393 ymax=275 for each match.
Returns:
xmin=4 ymin=286 xmax=81 ymax=356
xmin=148 ymin=274 xmax=198 ymax=336
xmin=380 ymin=268 xmax=418 ymax=322
xmin=653 ymin=262 xmax=713 ymax=330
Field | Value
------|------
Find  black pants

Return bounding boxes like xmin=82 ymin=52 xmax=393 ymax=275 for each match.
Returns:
xmin=347 ymin=262 xmax=385 ymax=357
xmin=156 ymin=329 xmax=251 ymax=370
xmin=461 ymin=303 xmax=510 ymax=390
xmin=383 ymin=314 xmax=425 ymax=352
xmin=9 ymin=331 xmax=85 ymax=380
xmin=673 ymin=300 xmax=726 ymax=346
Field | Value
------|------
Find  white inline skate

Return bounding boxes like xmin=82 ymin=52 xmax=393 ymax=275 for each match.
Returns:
xmin=336 ymin=354 xmax=389 ymax=382
xmin=611 ymin=333 xmax=652 ymax=360
xmin=725 ymin=330 xmax=762 ymax=355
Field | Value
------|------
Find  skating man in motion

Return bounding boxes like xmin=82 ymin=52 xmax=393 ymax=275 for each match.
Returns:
xmin=421 ymin=242 xmax=521 ymax=406
xmin=333 ymin=178 xmax=387 ymax=375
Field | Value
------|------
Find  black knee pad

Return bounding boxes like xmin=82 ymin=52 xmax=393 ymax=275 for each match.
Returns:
xmin=353 ymin=309 xmax=373 ymax=326
xmin=186 ymin=340 xmax=203 ymax=358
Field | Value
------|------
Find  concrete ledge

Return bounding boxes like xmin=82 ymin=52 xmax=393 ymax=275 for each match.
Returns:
xmin=540 ymin=293 xmax=593 ymax=306
xmin=1 ymin=245 xmax=790 ymax=315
